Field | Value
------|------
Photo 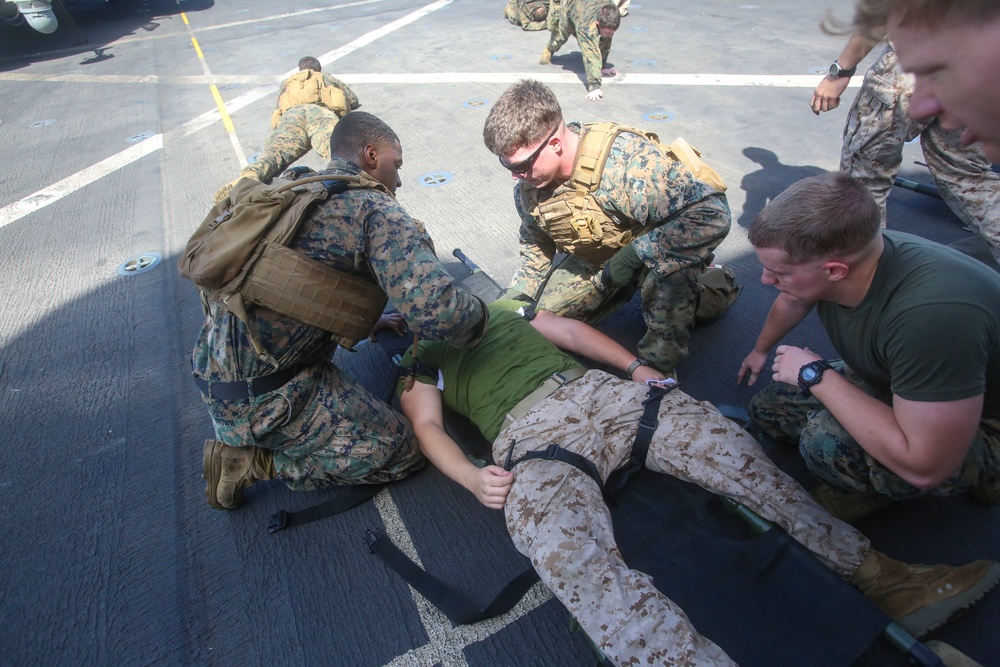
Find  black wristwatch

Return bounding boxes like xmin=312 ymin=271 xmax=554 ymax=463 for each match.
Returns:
xmin=798 ymin=360 xmax=833 ymax=396
xmin=626 ymin=357 xmax=648 ymax=379
xmin=829 ymin=61 xmax=857 ymax=78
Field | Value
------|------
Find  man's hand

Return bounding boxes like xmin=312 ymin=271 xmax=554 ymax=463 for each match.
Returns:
xmin=771 ymin=345 xmax=822 ymax=386
xmin=631 ymin=364 xmax=665 ymax=385
xmin=737 ymin=349 xmax=770 ymax=386
xmin=369 ymin=312 xmax=405 ymax=339
xmin=464 ymin=465 xmax=514 ymax=510
xmin=585 ymin=88 xmax=604 ymax=101
xmin=601 ymin=67 xmax=618 ymax=77
xmin=810 ymin=76 xmax=852 ymax=114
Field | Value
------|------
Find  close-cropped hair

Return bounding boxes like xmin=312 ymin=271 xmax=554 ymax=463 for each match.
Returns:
xmin=596 ymin=4 xmax=622 ymax=30
xmin=298 ymin=56 xmax=322 ymax=72
xmin=828 ymin=0 xmax=1000 ymax=37
xmin=330 ymin=111 xmax=399 ymax=158
xmin=483 ymin=79 xmax=564 ymax=157
xmin=748 ymin=172 xmax=881 ymax=262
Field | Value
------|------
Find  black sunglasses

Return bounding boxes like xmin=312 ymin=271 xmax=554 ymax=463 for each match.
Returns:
xmin=499 ymin=125 xmax=559 ymax=174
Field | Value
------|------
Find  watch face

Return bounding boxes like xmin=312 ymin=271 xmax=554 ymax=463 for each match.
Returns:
xmin=829 ymin=63 xmax=839 ymax=77
xmin=801 ymin=366 xmax=819 ymax=382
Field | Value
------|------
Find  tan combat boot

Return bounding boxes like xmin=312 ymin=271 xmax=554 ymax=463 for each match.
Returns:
xmin=211 ymin=178 xmax=241 ymax=205
xmin=925 ymin=641 xmax=985 ymax=667
xmin=850 ymin=550 xmax=1000 ymax=637
xmin=539 ymin=47 xmax=553 ymax=65
xmin=203 ymin=439 xmax=276 ymax=510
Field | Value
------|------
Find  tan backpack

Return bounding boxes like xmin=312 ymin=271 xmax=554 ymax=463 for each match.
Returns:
xmin=270 ymin=70 xmax=349 ymax=129
xmin=178 ymin=174 xmax=390 ymax=365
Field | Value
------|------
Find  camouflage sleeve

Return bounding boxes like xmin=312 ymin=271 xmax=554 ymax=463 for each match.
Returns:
xmin=509 ymin=182 xmax=557 ymax=296
xmin=324 ymin=74 xmax=361 ymax=111
xmin=576 ymin=24 xmax=605 ymax=91
xmin=597 ymin=133 xmax=732 ymax=276
xmin=365 ymin=198 xmax=487 ymax=348
xmin=599 ymin=34 xmax=612 ymax=67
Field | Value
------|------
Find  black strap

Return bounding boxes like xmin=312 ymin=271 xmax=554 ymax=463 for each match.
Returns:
xmin=604 ymin=382 xmax=677 ymax=498
xmin=504 ymin=442 xmax=605 ymax=490
xmin=194 ymin=365 xmax=299 ymax=401
xmin=267 ymin=485 xmax=382 ymax=533
xmin=365 ymin=529 xmax=540 ymax=625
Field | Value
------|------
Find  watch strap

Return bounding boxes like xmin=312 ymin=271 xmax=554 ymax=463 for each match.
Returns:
xmin=830 ymin=61 xmax=857 ymax=78
xmin=798 ymin=360 xmax=833 ymax=396
xmin=626 ymin=358 xmax=646 ymax=379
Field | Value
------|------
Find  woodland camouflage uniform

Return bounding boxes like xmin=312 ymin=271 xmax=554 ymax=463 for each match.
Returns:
xmin=511 ymin=123 xmax=731 ymax=373
xmin=842 ymin=42 xmax=1000 ymax=266
xmin=545 ymin=0 xmax=616 ymax=92
xmin=212 ymin=74 xmax=361 ymax=204
xmin=193 ymin=157 xmax=487 ymax=490
xmin=504 ymin=0 xmax=548 ymax=30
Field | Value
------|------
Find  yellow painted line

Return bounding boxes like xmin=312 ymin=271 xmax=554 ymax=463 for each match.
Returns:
xmin=209 ymin=85 xmax=236 ymax=134
xmin=180 ymin=5 xmax=245 ymax=165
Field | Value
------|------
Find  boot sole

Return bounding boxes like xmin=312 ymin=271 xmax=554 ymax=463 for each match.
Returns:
xmin=897 ymin=562 xmax=1000 ymax=638
xmin=203 ymin=439 xmax=228 ymax=511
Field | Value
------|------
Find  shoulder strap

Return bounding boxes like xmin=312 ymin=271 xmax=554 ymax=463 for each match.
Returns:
xmin=570 ymin=121 xmax=624 ymax=192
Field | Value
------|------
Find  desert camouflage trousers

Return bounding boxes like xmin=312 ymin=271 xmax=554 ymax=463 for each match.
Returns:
xmin=203 ymin=359 xmax=423 ymax=491
xmin=495 ymin=370 xmax=870 ymax=667
xmin=748 ymin=362 xmax=1000 ymax=498
xmin=241 ymin=104 xmax=339 ymax=185
xmin=528 ymin=255 xmax=702 ymax=373
xmin=842 ymin=44 xmax=1000 ymax=265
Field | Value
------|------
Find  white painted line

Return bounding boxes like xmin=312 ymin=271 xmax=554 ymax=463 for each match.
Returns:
xmin=0 ymin=135 xmax=164 ymax=230
xmin=314 ymin=0 xmax=455 ymax=68
xmin=0 ymin=72 xmax=862 ymax=88
xmin=186 ymin=0 xmax=389 ymax=35
xmin=0 ymin=0 xmax=455 ymax=229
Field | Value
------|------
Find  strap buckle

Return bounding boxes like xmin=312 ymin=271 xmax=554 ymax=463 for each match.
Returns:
xmin=365 ymin=529 xmax=382 ymax=553
xmin=543 ymin=443 xmax=562 ymax=460
xmin=637 ymin=415 xmax=658 ymax=432
xmin=267 ymin=510 xmax=288 ymax=533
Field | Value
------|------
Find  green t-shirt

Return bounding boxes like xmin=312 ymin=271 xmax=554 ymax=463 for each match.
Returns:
xmin=400 ymin=300 xmax=583 ymax=441
xmin=818 ymin=231 xmax=1000 ymax=421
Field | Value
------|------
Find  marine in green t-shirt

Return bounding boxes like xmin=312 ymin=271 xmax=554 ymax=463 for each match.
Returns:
xmin=740 ymin=172 xmax=1000 ymax=522
xmin=401 ymin=300 xmax=582 ymax=442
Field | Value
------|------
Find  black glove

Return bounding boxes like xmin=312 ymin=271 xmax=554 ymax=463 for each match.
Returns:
xmin=601 ymin=243 xmax=645 ymax=290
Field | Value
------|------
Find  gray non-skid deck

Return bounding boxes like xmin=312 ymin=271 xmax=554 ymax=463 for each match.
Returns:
xmin=1 ymin=1 xmax=997 ymax=665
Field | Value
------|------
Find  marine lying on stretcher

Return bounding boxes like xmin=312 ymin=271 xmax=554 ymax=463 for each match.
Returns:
xmin=396 ymin=297 xmax=999 ymax=667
